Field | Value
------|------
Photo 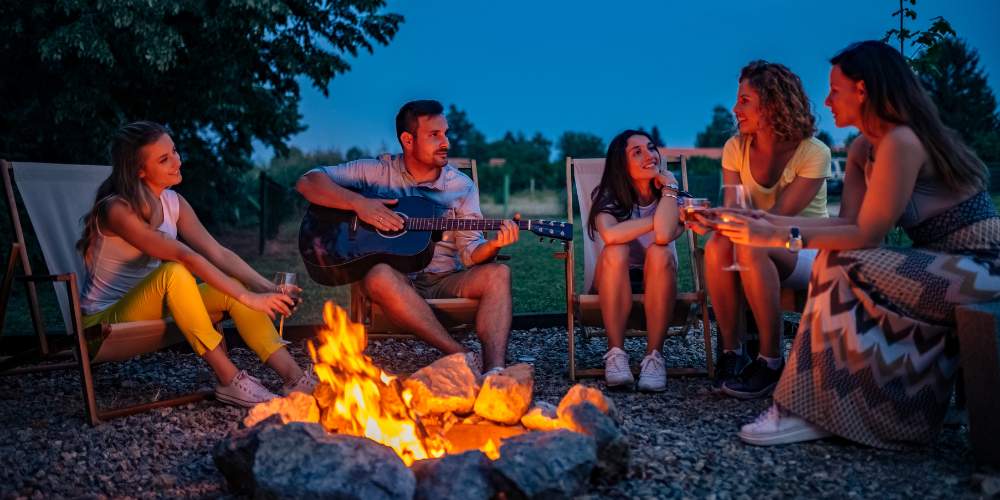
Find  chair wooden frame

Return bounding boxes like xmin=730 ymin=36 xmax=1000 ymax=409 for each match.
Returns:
xmin=0 ymin=160 xmax=219 ymax=425
xmin=349 ymin=158 xmax=503 ymax=338
xmin=564 ymin=155 xmax=715 ymax=380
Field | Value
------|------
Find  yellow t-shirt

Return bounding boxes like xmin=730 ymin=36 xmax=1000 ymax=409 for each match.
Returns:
xmin=721 ymin=136 xmax=831 ymax=218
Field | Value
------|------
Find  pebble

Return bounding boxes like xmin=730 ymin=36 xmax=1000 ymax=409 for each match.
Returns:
xmin=0 ymin=326 xmax=980 ymax=498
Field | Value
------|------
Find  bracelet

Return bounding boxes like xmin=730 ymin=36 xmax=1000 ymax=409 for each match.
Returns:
xmin=661 ymin=191 xmax=678 ymax=199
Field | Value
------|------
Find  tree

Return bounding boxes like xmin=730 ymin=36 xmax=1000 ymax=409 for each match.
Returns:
xmin=913 ymin=38 xmax=1000 ymax=160
xmin=0 ymin=0 xmax=402 ymax=227
xmin=556 ymin=131 xmax=605 ymax=160
xmin=882 ymin=0 xmax=954 ymax=59
xmin=695 ymin=105 xmax=736 ymax=148
xmin=445 ymin=105 xmax=487 ymax=161
xmin=815 ymin=131 xmax=834 ymax=148
xmin=650 ymin=126 xmax=666 ymax=148
xmin=346 ymin=146 xmax=368 ymax=161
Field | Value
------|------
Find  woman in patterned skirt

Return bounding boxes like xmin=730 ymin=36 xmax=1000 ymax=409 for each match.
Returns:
xmin=709 ymin=40 xmax=1000 ymax=448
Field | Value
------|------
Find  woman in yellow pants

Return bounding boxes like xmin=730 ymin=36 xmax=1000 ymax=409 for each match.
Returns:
xmin=77 ymin=121 xmax=314 ymax=408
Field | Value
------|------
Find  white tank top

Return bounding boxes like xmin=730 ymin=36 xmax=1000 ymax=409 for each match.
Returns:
xmin=80 ymin=190 xmax=181 ymax=315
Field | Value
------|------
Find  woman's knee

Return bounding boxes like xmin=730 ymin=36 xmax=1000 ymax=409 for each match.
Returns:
xmin=734 ymin=244 xmax=768 ymax=267
xmin=599 ymin=244 xmax=630 ymax=269
xmin=645 ymin=245 xmax=677 ymax=273
xmin=157 ymin=261 xmax=197 ymax=288
xmin=704 ymin=233 xmax=731 ymax=263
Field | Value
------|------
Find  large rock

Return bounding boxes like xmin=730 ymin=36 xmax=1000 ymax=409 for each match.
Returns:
xmin=556 ymin=384 xmax=619 ymax=423
xmin=411 ymin=450 xmax=495 ymax=500
xmin=520 ymin=402 xmax=563 ymax=431
xmin=244 ymin=392 xmax=320 ymax=427
xmin=213 ymin=421 xmax=415 ymax=499
xmin=404 ymin=352 xmax=480 ymax=416
xmin=474 ymin=363 xmax=534 ymax=424
xmin=564 ymin=402 xmax=629 ymax=482
xmin=493 ymin=429 xmax=597 ymax=499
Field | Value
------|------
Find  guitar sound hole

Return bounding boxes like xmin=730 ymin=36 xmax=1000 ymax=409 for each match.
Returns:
xmin=375 ymin=211 xmax=408 ymax=239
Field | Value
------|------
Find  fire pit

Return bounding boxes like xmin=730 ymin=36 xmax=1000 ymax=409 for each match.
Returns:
xmin=213 ymin=304 xmax=627 ymax=499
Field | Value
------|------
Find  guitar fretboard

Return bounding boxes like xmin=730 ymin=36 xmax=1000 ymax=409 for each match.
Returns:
xmin=404 ymin=218 xmax=532 ymax=231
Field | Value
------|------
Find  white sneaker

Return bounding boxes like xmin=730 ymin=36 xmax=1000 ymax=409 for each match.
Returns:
xmin=215 ymin=370 xmax=278 ymax=408
xmin=637 ymin=350 xmax=667 ymax=393
xmin=738 ymin=404 xmax=833 ymax=446
xmin=281 ymin=369 xmax=319 ymax=396
xmin=603 ymin=347 xmax=634 ymax=389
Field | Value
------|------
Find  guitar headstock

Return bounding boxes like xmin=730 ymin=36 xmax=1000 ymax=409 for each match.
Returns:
xmin=528 ymin=220 xmax=573 ymax=241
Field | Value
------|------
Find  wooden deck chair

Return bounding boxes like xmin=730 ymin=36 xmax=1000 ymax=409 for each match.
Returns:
xmin=565 ymin=156 xmax=715 ymax=380
xmin=350 ymin=158 xmax=487 ymax=338
xmin=0 ymin=160 xmax=221 ymax=425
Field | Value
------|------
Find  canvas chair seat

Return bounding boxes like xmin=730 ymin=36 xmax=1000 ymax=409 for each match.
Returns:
xmin=1 ymin=160 xmax=222 ymax=425
xmin=564 ymin=156 xmax=715 ymax=379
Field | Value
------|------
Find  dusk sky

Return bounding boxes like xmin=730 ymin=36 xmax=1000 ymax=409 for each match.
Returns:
xmin=262 ymin=0 xmax=1000 ymax=161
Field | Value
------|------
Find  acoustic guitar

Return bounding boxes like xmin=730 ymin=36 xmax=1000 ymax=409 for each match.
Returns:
xmin=299 ymin=196 xmax=573 ymax=286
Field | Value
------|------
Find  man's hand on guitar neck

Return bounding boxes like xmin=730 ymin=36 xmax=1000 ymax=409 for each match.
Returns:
xmin=353 ymin=197 xmax=405 ymax=232
xmin=486 ymin=219 xmax=520 ymax=250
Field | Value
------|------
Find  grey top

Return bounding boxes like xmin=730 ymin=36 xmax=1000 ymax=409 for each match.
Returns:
xmin=308 ymin=155 xmax=488 ymax=274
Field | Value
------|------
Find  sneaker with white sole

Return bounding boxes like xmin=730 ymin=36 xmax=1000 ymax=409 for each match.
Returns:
xmin=215 ymin=370 xmax=278 ymax=408
xmin=603 ymin=347 xmax=634 ymax=390
xmin=281 ymin=369 xmax=319 ymax=396
xmin=738 ymin=404 xmax=833 ymax=446
xmin=637 ymin=350 xmax=667 ymax=392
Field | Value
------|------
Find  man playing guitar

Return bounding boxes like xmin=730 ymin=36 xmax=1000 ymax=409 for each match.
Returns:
xmin=296 ymin=99 xmax=519 ymax=375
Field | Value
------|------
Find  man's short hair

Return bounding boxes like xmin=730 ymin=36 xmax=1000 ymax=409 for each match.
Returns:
xmin=395 ymin=100 xmax=445 ymax=145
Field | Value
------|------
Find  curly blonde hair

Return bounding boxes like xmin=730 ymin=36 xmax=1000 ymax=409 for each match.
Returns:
xmin=739 ymin=60 xmax=816 ymax=142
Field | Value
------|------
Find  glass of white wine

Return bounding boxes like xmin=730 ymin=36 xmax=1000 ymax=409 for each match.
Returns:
xmin=718 ymin=185 xmax=751 ymax=272
xmin=273 ymin=272 xmax=300 ymax=340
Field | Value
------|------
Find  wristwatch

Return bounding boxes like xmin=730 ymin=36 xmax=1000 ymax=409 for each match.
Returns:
xmin=661 ymin=183 xmax=679 ymax=199
xmin=785 ymin=226 xmax=803 ymax=252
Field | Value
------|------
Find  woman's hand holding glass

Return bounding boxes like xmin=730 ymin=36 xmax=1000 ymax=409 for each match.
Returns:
xmin=272 ymin=272 xmax=302 ymax=339
xmin=714 ymin=211 xmax=786 ymax=248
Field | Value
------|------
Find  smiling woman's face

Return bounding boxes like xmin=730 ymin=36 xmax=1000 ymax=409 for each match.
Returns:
xmin=138 ymin=133 xmax=182 ymax=190
xmin=624 ymin=134 xmax=661 ymax=182
xmin=825 ymin=64 xmax=865 ymax=128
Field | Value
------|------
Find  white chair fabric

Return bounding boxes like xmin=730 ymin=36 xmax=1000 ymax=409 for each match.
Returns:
xmin=12 ymin=162 xmax=111 ymax=330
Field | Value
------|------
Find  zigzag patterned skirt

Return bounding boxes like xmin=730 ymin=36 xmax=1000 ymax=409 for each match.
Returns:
xmin=774 ymin=191 xmax=1000 ymax=449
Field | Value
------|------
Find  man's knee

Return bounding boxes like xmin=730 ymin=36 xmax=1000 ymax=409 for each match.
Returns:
xmin=362 ymin=264 xmax=406 ymax=297
xmin=600 ymin=244 xmax=630 ymax=269
xmin=484 ymin=262 xmax=510 ymax=283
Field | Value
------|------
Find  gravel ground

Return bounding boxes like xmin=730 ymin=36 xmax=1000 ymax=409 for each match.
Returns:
xmin=0 ymin=324 xmax=989 ymax=499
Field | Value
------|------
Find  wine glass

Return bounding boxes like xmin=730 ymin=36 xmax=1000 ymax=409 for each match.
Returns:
xmin=681 ymin=197 xmax=711 ymax=223
xmin=718 ymin=185 xmax=751 ymax=272
xmin=273 ymin=272 xmax=300 ymax=339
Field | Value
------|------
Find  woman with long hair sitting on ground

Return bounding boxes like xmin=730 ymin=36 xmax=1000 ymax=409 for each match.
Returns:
xmin=588 ymin=129 xmax=685 ymax=392
xmin=710 ymin=40 xmax=1000 ymax=447
xmin=689 ymin=61 xmax=831 ymax=399
xmin=77 ymin=121 xmax=315 ymax=408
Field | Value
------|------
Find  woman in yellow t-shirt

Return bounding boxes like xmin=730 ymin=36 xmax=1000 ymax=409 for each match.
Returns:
xmin=689 ymin=61 xmax=831 ymax=399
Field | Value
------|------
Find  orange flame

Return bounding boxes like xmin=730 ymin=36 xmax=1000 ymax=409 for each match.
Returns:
xmin=308 ymin=303 xmax=446 ymax=465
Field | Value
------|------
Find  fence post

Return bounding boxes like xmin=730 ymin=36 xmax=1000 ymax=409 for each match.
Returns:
xmin=259 ymin=171 xmax=268 ymax=256
xmin=502 ymin=174 xmax=510 ymax=217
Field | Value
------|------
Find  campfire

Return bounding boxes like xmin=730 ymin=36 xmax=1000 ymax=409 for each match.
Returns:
xmin=219 ymin=302 xmax=628 ymax=499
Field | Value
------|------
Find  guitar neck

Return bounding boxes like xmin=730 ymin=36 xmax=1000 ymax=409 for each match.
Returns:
xmin=404 ymin=218 xmax=531 ymax=231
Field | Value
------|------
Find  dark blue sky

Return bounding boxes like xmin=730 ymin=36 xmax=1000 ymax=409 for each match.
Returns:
xmin=264 ymin=0 xmax=1000 ymax=160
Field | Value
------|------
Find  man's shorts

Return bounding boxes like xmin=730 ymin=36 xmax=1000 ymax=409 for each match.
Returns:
xmin=410 ymin=270 xmax=473 ymax=300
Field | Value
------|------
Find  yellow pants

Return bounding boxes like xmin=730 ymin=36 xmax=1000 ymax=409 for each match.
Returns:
xmin=83 ymin=262 xmax=283 ymax=362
